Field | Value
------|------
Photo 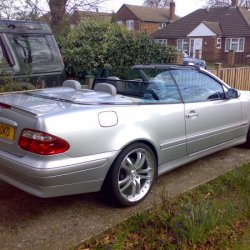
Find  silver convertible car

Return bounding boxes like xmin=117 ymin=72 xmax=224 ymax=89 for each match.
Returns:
xmin=0 ymin=65 xmax=249 ymax=206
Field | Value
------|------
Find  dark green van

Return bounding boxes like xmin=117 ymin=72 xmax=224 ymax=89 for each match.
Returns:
xmin=0 ymin=20 xmax=65 ymax=88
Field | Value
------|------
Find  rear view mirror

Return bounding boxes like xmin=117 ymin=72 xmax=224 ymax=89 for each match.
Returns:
xmin=226 ymin=88 xmax=239 ymax=99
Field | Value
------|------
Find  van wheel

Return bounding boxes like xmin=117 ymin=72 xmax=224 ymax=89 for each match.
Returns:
xmin=107 ymin=143 xmax=157 ymax=207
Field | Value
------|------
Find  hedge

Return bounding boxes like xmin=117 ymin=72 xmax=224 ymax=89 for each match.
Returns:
xmin=59 ymin=21 xmax=176 ymax=78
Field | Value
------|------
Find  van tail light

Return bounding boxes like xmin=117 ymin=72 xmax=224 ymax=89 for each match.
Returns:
xmin=18 ymin=129 xmax=70 ymax=155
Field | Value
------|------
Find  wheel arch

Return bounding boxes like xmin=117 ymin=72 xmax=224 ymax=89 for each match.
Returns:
xmin=102 ymin=139 xmax=159 ymax=189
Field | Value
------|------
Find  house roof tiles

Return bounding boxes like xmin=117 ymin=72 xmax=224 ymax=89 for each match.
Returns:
xmin=153 ymin=6 xmax=250 ymax=38
xmin=202 ymin=21 xmax=222 ymax=35
xmin=122 ymin=4 xmax=174 ymax=23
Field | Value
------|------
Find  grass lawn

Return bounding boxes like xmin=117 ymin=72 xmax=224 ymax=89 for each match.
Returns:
xmin=232 ymin=224 xmax=250 ymax=250
xmin=76 ymin=163 xmax=250 ymax=250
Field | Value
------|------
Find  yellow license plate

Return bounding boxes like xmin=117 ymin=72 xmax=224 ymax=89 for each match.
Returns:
xmin=0 ymin=123 xmax=15 ymax=141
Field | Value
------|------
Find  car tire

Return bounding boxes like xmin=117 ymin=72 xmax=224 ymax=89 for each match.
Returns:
xmin=244 ymin=127 xmax=250 ymax=148
xmin=106 ymin=143 xmax=157 ymax=207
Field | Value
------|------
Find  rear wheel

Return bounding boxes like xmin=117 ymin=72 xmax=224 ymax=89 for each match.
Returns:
xmin=107 ymin=143 xmax=157 ymax=207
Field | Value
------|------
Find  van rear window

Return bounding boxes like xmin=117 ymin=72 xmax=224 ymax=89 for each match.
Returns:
xmin=0 ymin=46 xmax=8 ymax=67
xmin=13 ymin=35 xmax=54 ymax=64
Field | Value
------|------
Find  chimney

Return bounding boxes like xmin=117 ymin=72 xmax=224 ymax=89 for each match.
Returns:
xmin=231 ymin=0 xmax=239 ymax=7
xmin=169 ymin=1 xmax=176 ymax=22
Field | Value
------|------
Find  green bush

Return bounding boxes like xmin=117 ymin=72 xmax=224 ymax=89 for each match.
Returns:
xmin=0 ymin=74 xmax=35 ymax=93
xmin=59 ymin=21 xmax=176 ymax=78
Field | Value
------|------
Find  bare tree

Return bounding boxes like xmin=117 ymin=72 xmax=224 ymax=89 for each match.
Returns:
xmin=143 ymin=0 xmax=171 ymax=8
xmin=0 ymin=0 xmax=43 ymax=20
xmin=205 ymin=0 xmax=250 ymax=8
xmin=0 ymin=0 xmax=21 ymax=19
xmin=25 ymin=0 xmax=108 ymax=34
xmin=24 ymin=0 xmax=41 ymax=20
xmin=0 ymin=0 xmax=108 ymax=34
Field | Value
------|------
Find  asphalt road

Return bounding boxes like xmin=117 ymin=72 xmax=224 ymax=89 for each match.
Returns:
xmin=0 ymin=147 xmax=249 ymax=250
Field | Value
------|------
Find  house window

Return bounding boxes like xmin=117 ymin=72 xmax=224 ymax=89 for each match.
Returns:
xmin=126 ymin=20 xmax=134 ymax=30
xmin=225 ymin=38 xmax=245 ymax=52
xmin=117 ymin=20 xmax=123 ymax=25
xmin=155 ymin=39 xmax=168 ymax=45
xmin=216 ymin=38 xmax=221 ymax=49
xmin=177 ymin=39 xmax=188 ymax=52
xmin=159 ymin=23 xmax=167 ymax=29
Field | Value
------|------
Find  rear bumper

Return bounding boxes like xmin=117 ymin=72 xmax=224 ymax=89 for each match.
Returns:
xmin=0 ymin=150 xmax=118 ymax=198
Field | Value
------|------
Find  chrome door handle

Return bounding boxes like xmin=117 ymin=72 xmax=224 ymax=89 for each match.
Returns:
xmin=186 ymin=111 xmax=199 ymax=118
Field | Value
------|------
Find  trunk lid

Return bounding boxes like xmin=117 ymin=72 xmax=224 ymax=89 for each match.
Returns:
xmin=0 ymin=104 xmax=37 ymax=157
xmin=0 ymin=87 xmax=133 ymax=157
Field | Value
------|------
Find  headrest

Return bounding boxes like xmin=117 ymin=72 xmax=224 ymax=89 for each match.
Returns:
xmin=94 ymin=83 xmax=117 ymax=96
xmin=62 ymin=80 xmax=81 ymax=90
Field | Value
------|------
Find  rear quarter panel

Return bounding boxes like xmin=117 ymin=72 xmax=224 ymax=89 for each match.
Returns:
xmin=35 ymin=103 xmax=185 ymax=165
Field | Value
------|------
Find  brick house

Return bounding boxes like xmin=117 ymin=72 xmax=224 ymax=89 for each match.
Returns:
xmin=116 ymin=2 xmax=177 ymax=35
xmin=152 ymin=0 xmax=250 ymax=64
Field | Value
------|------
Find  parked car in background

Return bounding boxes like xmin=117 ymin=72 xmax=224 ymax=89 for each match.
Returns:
xmin=0 ymin=65 xmax=249 ymax=207
xmin=0 ymin=20 xmax=65 ymax=88
xmin=183 ymin=52 xmax=207 ymax=69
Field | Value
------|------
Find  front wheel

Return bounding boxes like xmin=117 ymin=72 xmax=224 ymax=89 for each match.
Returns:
xmin=107 ymin=143 xmax=157 ymax=207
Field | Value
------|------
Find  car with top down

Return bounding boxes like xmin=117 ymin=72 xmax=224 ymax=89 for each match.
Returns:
xmin=0 ymin=64 xmax=249 ymax=206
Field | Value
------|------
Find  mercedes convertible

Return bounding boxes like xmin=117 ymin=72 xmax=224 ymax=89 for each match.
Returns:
xmin=0 ymin=65 xmax=249 ymax=206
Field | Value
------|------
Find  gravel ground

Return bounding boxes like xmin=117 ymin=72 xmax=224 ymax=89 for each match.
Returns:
xmin=0 ymin=147 xmax=249 ymax=250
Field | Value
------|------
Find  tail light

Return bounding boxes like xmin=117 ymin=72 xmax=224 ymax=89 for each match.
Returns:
xmin=18 ymin=129 xmax=70 ymax=155
xmin=0 ymin=102 xmax=11 ymax=109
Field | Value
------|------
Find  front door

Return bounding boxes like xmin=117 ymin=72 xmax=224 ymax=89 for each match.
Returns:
xmin=189 ymin=38 xmax=203 ymax=58
xmin=171 ymin=69 xmax=242 ymax=155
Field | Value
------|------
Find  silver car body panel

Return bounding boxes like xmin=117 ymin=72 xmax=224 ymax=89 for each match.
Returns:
xmin=0 ymin=67 xmax=250 ymax=198
xmin=0 ymin=149 xmax=118 ymax=197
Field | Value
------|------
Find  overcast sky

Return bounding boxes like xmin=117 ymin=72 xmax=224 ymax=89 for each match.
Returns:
xmin=100 ymin=0 xmax=207 ymax=17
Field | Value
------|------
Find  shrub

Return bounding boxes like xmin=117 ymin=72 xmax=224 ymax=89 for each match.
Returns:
xmin=0 ymin=74 xmax=35 ymax=93
xmin=59 ymin=21 xmax=176 ymax=78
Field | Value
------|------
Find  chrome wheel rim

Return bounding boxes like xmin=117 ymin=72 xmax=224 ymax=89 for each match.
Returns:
xmin=118 ymin=148 xmax=155 ymax=202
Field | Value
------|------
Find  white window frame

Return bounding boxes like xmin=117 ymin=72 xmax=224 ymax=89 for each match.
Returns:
xmin=159 ymin=23 xmax=167 ymax=29
xmin=177 ymin=39 xmax=188 ymax=52
xmin=216 ymin=38 xmax=221 ymax=49
xmin=117 ymin=20 xmax=123 ymax=25
xmin=126 ymin=20 xmax=134 ymax=30
xmin=225 ymin=38 xmax=245 ymax=52
xmin=155 ymin=39 xmax=168 ymax=45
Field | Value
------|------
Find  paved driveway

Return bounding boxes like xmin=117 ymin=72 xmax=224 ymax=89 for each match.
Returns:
xmin=0 ymin=147 xmax=249 ymax=250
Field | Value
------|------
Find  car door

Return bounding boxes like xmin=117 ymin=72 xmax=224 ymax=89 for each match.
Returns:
xmin=171 ymin=69 xmax=242 ymax=155
xmin=141 ymin=70 xmax=187 ymax=165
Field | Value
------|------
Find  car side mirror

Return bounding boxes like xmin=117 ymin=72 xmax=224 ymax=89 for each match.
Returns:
xmin=226 ymin=88 xmax=239 ymax=99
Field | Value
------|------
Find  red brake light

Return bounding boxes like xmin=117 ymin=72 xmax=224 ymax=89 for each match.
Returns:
xmin=0 ymin=102 xmax=11 ymax=109
xmin=18 ymin=129 xmax=70 ymax=155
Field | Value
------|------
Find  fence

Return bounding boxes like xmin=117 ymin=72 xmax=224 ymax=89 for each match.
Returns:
xmin=210 ymin=65 xmax=250 ymax=91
